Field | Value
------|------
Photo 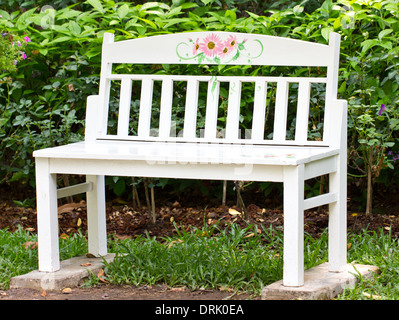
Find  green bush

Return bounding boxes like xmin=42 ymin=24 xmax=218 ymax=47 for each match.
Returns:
xmin=0 ymin=0 xmax=398 ymax=210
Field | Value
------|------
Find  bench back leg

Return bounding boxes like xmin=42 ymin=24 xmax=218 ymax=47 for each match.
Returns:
xmin=283 ymin=165 xmax=305 ymax=287
xmin=36 ymin=158 xmax=60 ymax=272
xmin=86 ymin=175 xmax=107 ymax=257
xmin=328 ymin=154 xmax=347 ymax=272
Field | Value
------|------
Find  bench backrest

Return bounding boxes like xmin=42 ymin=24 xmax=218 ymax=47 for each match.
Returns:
xmin=90 ymin=32 xmax=341 ymax=147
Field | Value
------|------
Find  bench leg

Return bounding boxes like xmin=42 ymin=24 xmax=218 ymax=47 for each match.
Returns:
xmin=283 ymin=165 xmax=305 ymax=287
xmin=328 ymin=156 xmax=347 ymax=272
xmin=86 ymin=175 xmax=107 ymax=256
xmin=36 ymin=158 xmax=60 ymax=272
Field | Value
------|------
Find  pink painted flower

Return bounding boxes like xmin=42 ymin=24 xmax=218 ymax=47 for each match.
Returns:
xmin=199 ymin=33 xmax=224 ymax=58
xmin=24 ymin=36 xmax=31 ymax=42
xmin=225 ymin=35 xmax=238 ymax=50
xmin=192 ymin=38 xmax=200 ymax=56
xmin=219 ymin=43 xmax=231 ymax=58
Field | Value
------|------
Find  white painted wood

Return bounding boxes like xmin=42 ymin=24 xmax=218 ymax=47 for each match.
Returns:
xmin=86 ymin=175 xmax=107 ymax=257
xmin=107 ymin=74 xmax=327 ymax=84
xmin=33 ymin=32 xmax=347 ymax=288
xmin=304 ymin=192 xmax=337 ymax=210
xmin=304 ymin=156 xmax=336 ymax=180
xmin=103 ymin=32 xmax=332 ymax=67
xmin=47 ymin=158 xmax=284 ymax=182
xmin=57 ymin=182 xmax=93 ymax=199
xmin=283 ymin=165 xmax=305 ymax=287
xmin=225 ymin=80 xmax=242 ymax=140
xmin=323 ymin=33 xmax=341 ymax=146
xmin=98 ymin=33 xmax=114 ymax=136
xmin=36 ymin=157 xmax=60 ymax=272
xmin=117 ymin=78 xmax=132 ymax=137
xmin=295 ymin=80 xmax=311 ymax=143
xmin=252 ymin=81 xmax=267 ymax=140
xmin=273 ymin=80 xmax=289 ymax=142
xmin=183 ymin=79 xmax=199 ymax=139
xmin=85 ymin=95 xmax=99 ymax=141
xmin=158 ymin=79 xmax=174 ymax=138
xmin=137 ymin=79 xmax=154 ymax=138
xmin=328 ymin=99 xmax=347 ymax=272
xmin=204 ymin=78 xmax=220 ymax=139
xmin=34 ymin=141 xmax=339 ymax=166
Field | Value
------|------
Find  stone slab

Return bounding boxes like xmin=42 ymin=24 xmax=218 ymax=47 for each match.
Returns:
xmin=10 ymin=253 xmax=116 ymax=291
xmin=261 ymin=263 xmax=379 ymax=300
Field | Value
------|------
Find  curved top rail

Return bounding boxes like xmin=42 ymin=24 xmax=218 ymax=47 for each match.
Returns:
xmin=102 ymin=31 xmax=339 ymax=67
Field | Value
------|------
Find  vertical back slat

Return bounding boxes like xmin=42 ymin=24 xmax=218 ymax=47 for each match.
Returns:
xmin=183 ymin=79 xmax=199 ymax=139
xmin=252 ymin=80 xmax=267 ymax=140
xmin=204 ymin=78 xmax=220 ymax=139
xmin=117 ymin=78 xmax=132 ymax=137
xmin=137 ymin=78 xmax=154 ymax=138
xmin=158 ymin=79 xmax=174 ymax=138
xmin=273 ymin=80 xmax=289 ymax=141
xmin=295 ymin=80 xmax=311 ymax=142
xmin=225 ymin=80 xmax=242 ymax=140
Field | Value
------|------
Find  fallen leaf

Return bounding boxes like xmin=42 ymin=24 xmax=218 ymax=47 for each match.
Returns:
xmin=77 ymin=217 xmax=82 ymax=227
xmin=244 ymin=233 xmax=255 ymax=238
xmin=80 ymin=263 xmax=93 ymax=267
xmin=60 ymin=233 xmax=69 ymax=240
xmin=22 ymin=241 xmax=37 ymax=250
xmin=97 ymin=268 xmax=109 ymax=283
xmin=167 ymin=239 xmax=183 ymax=248
xmin=62 ymin=288 xmax=72 ymax=294
xmin=219 ymin=286 xmax=234 ymax=292
xmin=351 ymin=213 xmax=358 ymax=217
xmin=347 ymin=243 xmax=352 ymax=250
xmin=362 ymin=292 xmax=381 ymax=300
xmin=170 ymin=216 xmax=174 ymax=223
xmin=169 ymin=287 xmax=186 ymax=292
xmin=97 ymin=269 xmax=104 ymax=277
xmin=229 ymin=208 xmax=241 ymax=216
xmin=41 ymin=290 xmax=47 ymax=297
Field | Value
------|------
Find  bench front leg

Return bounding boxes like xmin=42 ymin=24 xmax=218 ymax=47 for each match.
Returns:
xmin=36 ymin=158 xmax=60 ymax=272
xmin=283 ymin=165 xmax=305 ymax=287
xmin=86 ymin=175 xmax=107 ymax=256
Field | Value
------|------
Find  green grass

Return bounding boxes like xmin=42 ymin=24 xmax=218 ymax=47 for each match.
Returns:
xmin=1 ymin=222 xmax=398 ymax=299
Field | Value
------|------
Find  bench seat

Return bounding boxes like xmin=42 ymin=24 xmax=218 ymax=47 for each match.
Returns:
xmin=34 ymin=140 xmax=339 ymax=166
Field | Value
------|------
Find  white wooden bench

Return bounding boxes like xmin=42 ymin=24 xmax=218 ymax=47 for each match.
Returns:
xmin=33 ymin=31 xmax=347 ymax=287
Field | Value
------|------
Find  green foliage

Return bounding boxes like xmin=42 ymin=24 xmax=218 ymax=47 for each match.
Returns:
xmin=2 ymin=223 xmax=399 ymax=299
xmin=0 ymin=226 xmax=87 ymax=289
xmin=0 ymin=0 xmax=398 ymax=204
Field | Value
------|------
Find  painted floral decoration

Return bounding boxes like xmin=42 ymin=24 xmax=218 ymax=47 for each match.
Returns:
xmin=177 ymin=33 xmax=263 ymax=64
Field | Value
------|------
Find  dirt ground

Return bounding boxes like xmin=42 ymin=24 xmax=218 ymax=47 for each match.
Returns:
xmin=1 ymin=185 xmax=398 ymax=300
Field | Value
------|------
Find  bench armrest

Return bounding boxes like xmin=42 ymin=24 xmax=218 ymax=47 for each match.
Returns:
xmin=85 ymin=95 xmax=100 ymax=141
